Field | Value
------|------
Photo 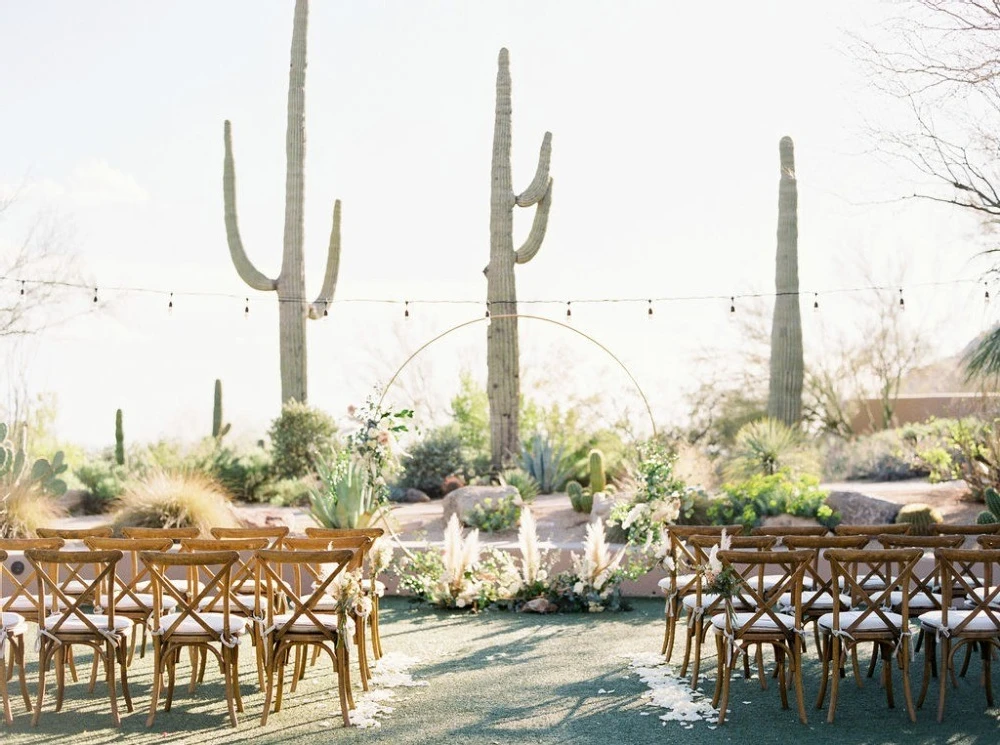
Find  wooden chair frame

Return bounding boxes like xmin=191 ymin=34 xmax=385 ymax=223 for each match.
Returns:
xmin=140 ymin=549 xmax=243 ymax=728
xmin=25 ymin=549 xmax=133 ymax=727
xmin=750 ymin=526 xmax=829 ymax=540
xmin=834 ymin=525 xmax=912 ymax=538
xmin=934 ymin=524 xmax=1000 ymax=537
xmin=918 ymin=547 xmax=1000 ymax=721
xmin=710 ymin=549 xmax=812 ymax=725
xmin=256 ymin=548 xmax=356 ymax=726
xmin=122 ymin=527 xmax=199 ymax=542
xmin=0 ymin=548 xmax=33 ymax=724
xmin=210 ymin=527 xmax=289 ymax=549
xmin=816 ymin=547 xmax=922 ymax=723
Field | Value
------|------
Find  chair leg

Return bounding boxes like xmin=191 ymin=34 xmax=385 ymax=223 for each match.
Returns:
xmin=371 ymin=597 xmax=383 ymax=660
xmin=146 ymin=641 xmax=163 ymax=728
xmin=717 ymin=635 xmax=732 ymax=726
xmin=336 ymin=646 xmax=351 ymax=726
xmin=222 ymin=647 xmax=238 ymax=728
xmin=254 ymin=628 xmax=266 ymax=692
xmin=900 ymin=638 xmax=916 ymax=723
xmin=882 ymin=643 xmax=896 ymax=710
xmin=118 ymin=642 xmax=133 ymax=712
xmin=918 ymin=632 xmax=935 ymax=708
xmin=356 ymin=619 xmax=370 ymax=692
xmin=0 ymin=638 xmax=11 ymax=725
xmin=791 ymin=641 xmax=808 ymax=724
xmin=938 ymin=636 xmax=951 ymax=723
xmin=165 ymin=648 xmax=177 ymax=712
xmin=87 ymin=649 xmax=100 ymax=695
xmin=232 ymin=644 xmax=244 ymax=714
xmin=15 ymin=636 xmax=31 ymax=711
xmin=815 ymin=633 xmax=830 ymax=710
xmin=33 ymin=642 xmax=52 ymax=727
xmin=827 ymin=637 xmax=842 ymax=723
xmin=275 ymin=646 xmax=287 ymax=713
xmin=960 ymin=641 xmax=973 ymax=678
xmin=54 ymin=645 xmax=66 ymax=712
xmin=106 ymin=641 xmax=121 ymax=728
xmin=261 ymin=641 xmax=279 ymax=726
xmin=983 ymin=641 xmax=994 ymax=707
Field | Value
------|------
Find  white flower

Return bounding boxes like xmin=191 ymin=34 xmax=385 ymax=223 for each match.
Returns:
xmin=621 ymin=504 xmax=646 ymax=530
xmin=587 ymin=602 xmax=605 ymax=613
xmin=573 ymin=581 xmax=585 ymax=595
xmin=707 ymin=544 xmax=722 ymax=575
xmin=720 ymin=528 xmax=732 ymax=551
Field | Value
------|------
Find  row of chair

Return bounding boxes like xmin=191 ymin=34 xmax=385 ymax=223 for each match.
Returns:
xmin=0 ymin=525 xmax=388 ymax=728
xmin=658 ymin=523 xmax=1000 ymax=725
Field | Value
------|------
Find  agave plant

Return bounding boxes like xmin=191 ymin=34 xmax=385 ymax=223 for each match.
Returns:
xmin=520 ymin=434 xmax=573 ymax=494
xmin=310 ymin=453 xmax=385 ymax=529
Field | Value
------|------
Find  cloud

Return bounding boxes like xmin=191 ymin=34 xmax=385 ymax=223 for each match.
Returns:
xmin=0 ymin=159 xmax=148 ymax=209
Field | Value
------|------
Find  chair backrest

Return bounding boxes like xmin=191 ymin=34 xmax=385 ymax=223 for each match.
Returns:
xmin=824 ymin=548 xmax=922 ymax=636
xmin=122 ymin=527 xmax=199 ymax=542
xmin=304 ymin=527 xmax=385 ymax=541
xmin=783 ymin=535 xmax=869 ymax=614
xmin=180 ymin=538 xmax=269 ymax=614
xmin=0 ymin=538 xmax=64 ymax=613
xmin=935 ymin=548 xmax=1000 ymax=633
xmin=24 ymin=549 xmax=123 ymax=634
xmin=256 ymin=548 xmax=355 ymax=642
xmin=658 ymin=525 xmax=746 ymax=600
xmin=978 ymin=535 xmax=1000 ymax=549
xmin=716 ymin=549 xmax=811 ymax=637
xmin=934 ymin=524 xmax=1000 ymax=537
xmin=750 ymin=525 xmax=829 ymax=539
xmin=140 ymin=549 xmax=239 ymax=642
xmin=876 ymin=534 xmax=964 ymax=609
xmin=84 ymin=537 xmax=174 ymax=613
xmin=686 ymin=535 xmax=776 ymax=610
xmin=210 ymin=527 xmax=289 ymax=548
xmin=835 ymin=524 xmax=911 ymax=537
xmin=321 ymin=536 xmax=374 ymax=572
xmin=36 ymin=526 xmax=114 ymax=540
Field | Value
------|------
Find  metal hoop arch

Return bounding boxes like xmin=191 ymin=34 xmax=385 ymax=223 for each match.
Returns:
xmin=377 ymin=313 xmax=657 ymax=436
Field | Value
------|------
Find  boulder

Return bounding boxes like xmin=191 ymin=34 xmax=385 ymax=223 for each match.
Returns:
xmin=519 ymin=597 xmax=558 ymax=614
xmin=442 ymin=485 xmax=519 ymax=526
xmin=397 ymin=488 xmax=431 ymax=504
xmin=826 ymin=491 xmax=900 ymax=526
xmin=761 ymin=514 xmax=824 ymax=529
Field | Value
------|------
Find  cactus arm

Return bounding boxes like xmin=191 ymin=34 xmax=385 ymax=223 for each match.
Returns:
xmin=308 ymin=199 xmax=341 ymax=320
xmin=223 ymin=120 xmax=278 ymax=292
xmin=514 ymin=179 xmax=553 ymax=264
xmin=515 ymin=132 xmax=552 ymax=207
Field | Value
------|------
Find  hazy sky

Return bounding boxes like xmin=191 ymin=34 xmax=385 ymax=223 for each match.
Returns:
xmin=0 ymin=0 xmax=992 ymax=449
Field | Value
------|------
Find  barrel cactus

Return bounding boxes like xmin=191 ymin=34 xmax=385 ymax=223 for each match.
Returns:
xmin=895 ymin=502 xmax=943 ymax=536
xmin=567 ymin=480 xmax=593 ymax=514
xmin=977 ymin=487 xmax=1000 ymax=524
xmin=589 ymin=449 xmax=606 ymax=493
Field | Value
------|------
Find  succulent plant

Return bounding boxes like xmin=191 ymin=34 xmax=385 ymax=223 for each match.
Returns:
xmin=567 ymin=480 xmax=593 ymax=514
xmin=589 ymin=449 xmax=606 ymax=493
xmin=115 ymin=408 xmax=125 ymax=466
xmin=213 ymin=379 xmax=231 ymax=440
xmin=895 ymin=502 xmax=943 ymax=536
xmin=977 ymin=487 xmax=1000 ymax=524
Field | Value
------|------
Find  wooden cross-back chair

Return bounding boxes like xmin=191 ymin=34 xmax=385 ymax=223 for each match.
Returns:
xmin=140 ymin=549 xmax=246 ymax=728
xmin=180 ymin=538 xmax=269 ymax=690
xmin=934 ymin=524 xmax=1000 ymax=537
xmin=917 ymin=547 xmax=1000 ymax=721
xmin=656 ymin=524 xmax=744 ymax=659
xmin=210 ymin=526 xmax=289 ymax=549
xmin=0 ymin=549 xmax=31 ymax=724
xmin=978 ymin=535 xmax=1000 ymax=549
xmin=35 ymin=527 xmax=114 ymax=600
xmin=834 ymin=524 xmax=911 ymax=538
xmin=256 ymin=548 xmax=356 ymax=726
xmin=25 ymin=549 xmax=133 ymax=728
xmin=84 ymin=537 xmax=175 ymax=664
xmin=750 ymin=525 xmax=830 ymax=540
xmin=122 ymin=527 xmax=199 ymax=542
xmin=710 ymin=548 xmax=812 ymax=725
xmin=680 ymin=534 xmax=776 ymax=689
xmin=816 ymin=547 xmax=922 ymax=724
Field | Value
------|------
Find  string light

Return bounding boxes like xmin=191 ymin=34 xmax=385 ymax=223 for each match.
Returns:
xmin=404 ymin=301 xmax=410 ymax=318
xmin=729 ymin=296 xmax=735 ymax=314
xmin=647 ymin=299 xmax=653 ymax=318
xmin=168 ymin=292 xmax=174 ymax=313
xmin=19 ymin=280 xmax=25 ymax=297
xmin=813 ymin=293 xmax=819 ymax=311
xmin=244 ymin=297 xmax=249 ymax=318
xmin=898 ymin=287 xmax=905 ymax=310
xmin=986 ymin=282 xmax=991 ymax=304
xmin=566 ymin=301 xmax=572 ymax=319
xmin=93 ymin=287 xmax=99 ymax=304
xmin=485 ymin=303 xmax=490 ymax=319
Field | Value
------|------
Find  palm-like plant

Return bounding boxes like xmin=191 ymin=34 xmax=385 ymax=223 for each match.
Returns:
xmin=964 ymin=326 xmax=1000 ymax=382
xmin=723 ymin=418 xmax=819 ymax=482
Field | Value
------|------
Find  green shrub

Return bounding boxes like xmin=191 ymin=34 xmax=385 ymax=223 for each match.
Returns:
xmin=520 ymin=433 xmax=573 ymax=493
xmin=399 ymin=425 xmax=469 ymax=498
xmin=465 ymin=496 xmax=521 ymax=532
xmin=723 ymin=418 xmax=819 ymax=481
xmin=75 ymin=460 xmax=127 ymax=514
xmin=709 ymin=471 xmax=839 ymax=531
xmin=268 ymin=401 xmax=337 ymax=480
xmin=207 ymin=446 xmax=273 ymax=502
xmin=259 ymin=477 xmax=314 ymax=507
xmin=500 ymin=468 xmax=539 ymax=502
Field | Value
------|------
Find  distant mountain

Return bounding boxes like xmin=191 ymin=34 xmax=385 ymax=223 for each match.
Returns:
xmin=901 ymin=330 xmax=998 ymax=394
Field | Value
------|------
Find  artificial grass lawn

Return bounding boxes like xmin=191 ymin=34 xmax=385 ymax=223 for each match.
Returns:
xmin=3 ymin=598 xmax=1000 ymax=743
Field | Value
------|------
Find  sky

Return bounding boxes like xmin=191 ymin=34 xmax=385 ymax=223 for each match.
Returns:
xmin=0 ymin=0 xmax=994 ymax=450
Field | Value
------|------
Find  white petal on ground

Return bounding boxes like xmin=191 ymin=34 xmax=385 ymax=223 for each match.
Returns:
xmin=624 ymin=653 xmax=718 ymax=724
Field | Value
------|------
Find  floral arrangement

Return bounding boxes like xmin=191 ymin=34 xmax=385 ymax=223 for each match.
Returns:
xmin=344 ymin=394 xmax=413 ymax=501
xmin=699 ymin=530 xmax=741 ymax=599
xmin=319 ymin=566 xmax=371 ymax=643
xmin=609 ymin=441 xmax=695 ymax=546
xmin=368 ymin=536 xmax=394 ymax=580
xmin=397 ymin=515 xmax=486 ymax=609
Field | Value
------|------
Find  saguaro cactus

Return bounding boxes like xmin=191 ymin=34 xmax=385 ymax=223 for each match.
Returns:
xmin=767 ymin=136 xmax=803 ymax=426
xmin=486 ymin=48 xmax=553 ymax=470
xmin=114 ymin=409 xmax=125 ymax=466
xmin=212 ymin=379 xmax=231 ymax=440
xmin=223 ymin=0 xmax=341 ymax=404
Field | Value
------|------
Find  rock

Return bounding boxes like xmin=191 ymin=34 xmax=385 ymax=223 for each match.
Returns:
xmin=519 ymin=597 xmax=558 ymax=614
xmin=761 ymin=514 xmax=824 ymax=529
xmin=397 ymin=488 xmax=431 ymax=504
xmin=442 ymin=485 xmax=519 ymax=526
xmin=241 ymin=510 xmax=294 ymax=530
xmin=826 ymin=491 xmax=900 ymax=526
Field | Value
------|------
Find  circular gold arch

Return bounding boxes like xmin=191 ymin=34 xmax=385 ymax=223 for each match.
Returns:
xmin=378 ymin=313 xmax=657 ymax=436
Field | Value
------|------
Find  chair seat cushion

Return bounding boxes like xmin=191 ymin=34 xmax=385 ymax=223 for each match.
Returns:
xmin=887 ymin=590 xmax=943 ymax=609
xmin=1 ymin=594 xmax=61 ymax=613
xmin=116 ymin=593 xmax=178 ymax=612
xmin=777 ymin=590 xmax=851 ymax=610
xmin=156 ymin=612 xmax=247 ymax=637
xmin=58 ymin=580 xmax=96 ymax=596
xmin=269 ymin=611 xmax=340 ymax=632
xmin=136 ymin=579 xmax=204 ymax=596
xmin=918 ymin=609 xmax=1000 ymax=634
xmin=198 ymin=595 xmax=271 ymax=614
xmin=818 ymin=610 xmax=903 ymax=632
xmin=711 ymin=611 xmax=797 ymax=632
xmin=1 ymin=611 xmax=28 ymax=636
xmin=43 ymin=614 xmax=133 ymax=634
xmin=761 ymin=574 xmax=814 ymax=591
xmin=964 ymin=585 xmax=1000 ymax=606
xmin=838 ymin=576 xmax=888 ymax=591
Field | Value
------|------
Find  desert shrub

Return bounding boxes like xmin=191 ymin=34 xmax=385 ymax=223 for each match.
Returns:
xmin=501 ymin=468 xmax=539 ymax=502
xmin=609 ymin=441 xmax=694 ymax=544
xmin=450 ymin=373 xmax=491 ymax=476
xmin=723 ymin=418 xmax=820 ymax=481
xmin=520 ymin=433 xmax=573 ymax=493
xmin=441 ymin=474 xmax=465 ymax=496
xmin=465 ymin=496 xmax=521 ymax=533
xmin=75 ymin=460 xmax=127 ymax=514
xmin=268 ymin=401 xmax=337 ymax=480
xmin=206 ymin=446 xmax=273 ymax=502
xmin=399 ymin=426 xmax=469 ymax=498
xmin=938 ymin=419 xmax=1000 ymax=500
xmin=708 ymin=471 xmax=839 ymax=531
xmin=112 ymin=470 xmax=240 ymax=535
xmin=259 ymin=477 xmax=314 ymax=507
xmin=821 ymin=418 xmax=963 ymax=482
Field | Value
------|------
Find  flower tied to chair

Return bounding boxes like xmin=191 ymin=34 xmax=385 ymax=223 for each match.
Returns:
xmin=0 ymin=626 xmax=8 ymax=659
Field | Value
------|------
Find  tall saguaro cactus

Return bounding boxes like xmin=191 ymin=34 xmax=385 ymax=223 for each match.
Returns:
xmin=767 ymin=136 xmax=804 ymax=426
xmin=223 ymin=0 xmax=341 ymax=404
xmin=485 ymin=48 xmax=553 ymax=470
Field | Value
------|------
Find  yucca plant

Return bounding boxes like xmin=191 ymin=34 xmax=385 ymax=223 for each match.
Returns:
xmin=112 ymin=470 xmax=240 ymax=535
xmin=723 ymin=418 xmax=819 ymax=482
xmin=310 ymin=454 xmax=385 ymax=529
xmin=500 ymin=467 xmax=540 ymax=502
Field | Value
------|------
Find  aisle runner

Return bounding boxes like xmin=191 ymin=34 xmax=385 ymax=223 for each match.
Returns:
xmin=624 ymin=653 xmax=719 ymax=728
xmin=349 ymin=653 xmax=429 ymax=728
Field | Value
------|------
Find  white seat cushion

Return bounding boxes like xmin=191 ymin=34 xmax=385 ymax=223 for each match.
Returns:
xmin=838 ymin=576 xmax=887 ymax=591
xmin=888 ymin=590 xmax=943 ymax=610
xmin=1 ymin=611 xmax=28 ymax=636
xmin=136 ymin=579 xmax=204 ymax=596
xmin=919 ymin=609 xmax=1000 ymax=634
xmin=1 ymin=594 xmax=61 ymax=613
xmin=43 ymin=614 xmax=133 ymax=634
xmin=269 ymin=611 xmax=340 ymax=632
xmin=58 ymin=580 xmax=96 ymax=596
xmin=711 ymin=611 xmax=797 ymax=632
xmin=761 ymin=574 xmax=814 ymax=591
xmin=818 ymin=610 xmax=903 ymax=632
xmin=964 ymin=586 xmax=1000 ymax=606
xmin=116 ymin=593 xmax=178 ymax=612
xmin=777 ymin=590 xmax=851 ymax=610
xmin=156 ymin=612 xmax=247 ymax=637
xmin=682 ymin=593 xmax=721 ymax=611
